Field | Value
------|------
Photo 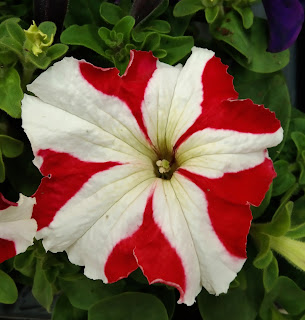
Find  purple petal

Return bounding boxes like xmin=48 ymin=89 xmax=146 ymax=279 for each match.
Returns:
xmin=263 ymin=0 xmax=304 ymax=52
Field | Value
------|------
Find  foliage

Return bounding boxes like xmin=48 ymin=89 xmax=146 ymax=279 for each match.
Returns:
xmin=0 ymin=0 xmax=304 ymax=319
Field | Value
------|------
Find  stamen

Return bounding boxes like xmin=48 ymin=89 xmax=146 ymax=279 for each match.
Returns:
xmin=156 ymin=159 xmax=171 ymax=174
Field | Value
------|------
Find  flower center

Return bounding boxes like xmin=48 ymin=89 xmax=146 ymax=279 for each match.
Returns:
xmin=155 ymin=158 xmax=177 ymax=180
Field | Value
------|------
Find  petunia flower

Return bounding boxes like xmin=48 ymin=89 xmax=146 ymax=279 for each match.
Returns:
xmin=263 ymin=0 xmax=304 ymax=52
xmin=21 ymin=47 xmax=283 ymax=305
xmin=0 ymin=193 xmax=37 ymax=263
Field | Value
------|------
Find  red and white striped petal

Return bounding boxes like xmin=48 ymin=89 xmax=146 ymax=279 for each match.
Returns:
xmin=33 ymin=151 xmax=156 ymax=249
xmin=141 ymin=48 xmax=239 ymax=153
xmin=22 ymin=94 xmax=153 ymax=166
xmin=26 ymin=54 xmax=156 ymax=159
xmin=103 ymin=174 xmax=247 ymax=306
xmin=0 ymin=194 xmax=36 ymax=263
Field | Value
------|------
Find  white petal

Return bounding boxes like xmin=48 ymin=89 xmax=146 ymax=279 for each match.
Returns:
xmin=0 ymin=195 xmax=37 ymax=254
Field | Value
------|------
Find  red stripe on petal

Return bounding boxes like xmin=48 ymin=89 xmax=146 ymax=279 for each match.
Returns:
xmin=33 ymin=149 xmax=121 ymax=230
xmin=205 ymin=192 xmax=251 ymax=258
xmin=0 ymin=238 xmax=16 ymax=263
xmin=178 ymin=167 xmax=259 ymax=258
xmin=175 ymin=56 xmax=281 ymax=148
xmin=179 ymin=157 xmax=275 ymax=207
xmin=79 ymin=50 xmax=157 ymax=140
xmin=105 ymin=194 xmax=186 ymax=298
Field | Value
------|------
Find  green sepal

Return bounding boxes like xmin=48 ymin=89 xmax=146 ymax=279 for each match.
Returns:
xmin=232 ymin=5 xmax=254 ymax=29
xmin=251 ymin=184 xmax=273 ymax=220
xmin=205 ymin=6 xmax=220 ymax=24
xmin=173 ymin=0 xmax=204 ymax=17
xmin=61 ymin=24 xmax=106 ymax=56
xmin=212 ymin=11 xmax=290 ymax=73
xmin=59 ymin=274 xmax=125 ymax=311
xmin=24 ymin=42 xmax=68 ymax=70
xmin=0 ymin=67 xmax=23 ymax=118
xmin=32 ymin=258 xmax=54 ymax=311
xmin=0 ymin=18 xmax=25 ymax=59
xmin=263 ymin=255 xmax=279 ymax=292
xmin=252 ymin=232 xmax=273 ymax=269
xmin=159 ymin=34 xmax=193 ymax=65
xmin=272 ymin=160 xmax=296 ymax=196
xmin=52 ymin=294 xmax=87 ymax=320
xmin=0 ymin=269 xmax=18 ymax=304
xmin=46 ymin=44 xmax=68 ymax=61
xmin=252 ymin=201 xmax=293 ymax=237
xmin=88 ymin=292 xmax=168 ymax=320
xmin=100 ymin=2 xmax=124 ymax=25
xmin=259 ymin=277 xmax=305 ymax=319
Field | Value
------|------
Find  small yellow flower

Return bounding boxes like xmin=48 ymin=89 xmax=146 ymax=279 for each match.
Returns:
xmin=24 ymin=21 xmax=54 ymax=56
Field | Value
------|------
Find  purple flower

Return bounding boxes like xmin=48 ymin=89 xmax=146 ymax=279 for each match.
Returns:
xmin=263 ymin=0 xmax=304 ymax=52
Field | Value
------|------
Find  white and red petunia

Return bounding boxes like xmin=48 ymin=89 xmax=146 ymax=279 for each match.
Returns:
xmin=0 ymin=193 xmax=36 ymax=263
xmin=21 ymin=47 xmax=282 ymax=305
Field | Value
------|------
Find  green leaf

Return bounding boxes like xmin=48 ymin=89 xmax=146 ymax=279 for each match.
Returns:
xmin=5 ymin=141 xmax=42 ymax=196
xmin=0 ymin=67 xmax=23 ymax=118
xmin=173 ymin=0 xmax=204 ymax=17
xmin=233 ymin=68 xmax=291 ymax=160
xmin=0 ymin=135 xmax=23 ymax=158
xmin=52 ymin=294 xmax=87 ymax=320
xmin=88 ymin=292 xmax=168 ymax=320
xmin=287 ymin=196 xmax=305 ymax=239
xmin=144 ymin=20 xmax=171 ymax=33
xmin=253 ymin=201 xmax=292 ymax=237
xmin=292 ymin=132 xmax=305 ymax=154
xmin=113 ymin=16 xmax=135 ymax=43
xmin=263 ymin=255 xmax=279 ymax=292
xmin=212 ymin=11 xmax=289 ymax=73
xmin=198 ymin=263 xmax=263 ymax=320
xmin=59 ymin=274 xmax=125 ymax=310
xmin=100 ymin=2 xmax=123 ymax=25
xmin=272 ymin=160 xmax=296 ymax=196
xmin=159 ymin=34 xmax=193 ymax=64
xmin=0 ymin=18 xmax=25 ymax=58
xmin=13 ymin=249 xmax=36 ymax=278
xmin=64 ymin=0 xmax=103 ymax=27
xmin=205 ymin=6 xmax=220 ymax=24
xmin=61 ymin=24 xmax=106 ymax=56
xmin=32 ymin=259 xmax=54 ymax=311
xmin=232 ymin=5 xmax=254 ymax=29
xmin=38 ymin=21 xmax=56 ymax=40
xmin=260 ymin=277 xmax=305 ymax=319
xmin=251 ymin=184 xmax=273 ymax=219
xmin=252 ymin=232 xmax=273 ymax=269
xmin=0 ymin=269 xmax=18 ymax=304
xmin=46 ymin=44 xmax=68 ymax=61
xmin=141 ymin=32 xmax=161 ymax=51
